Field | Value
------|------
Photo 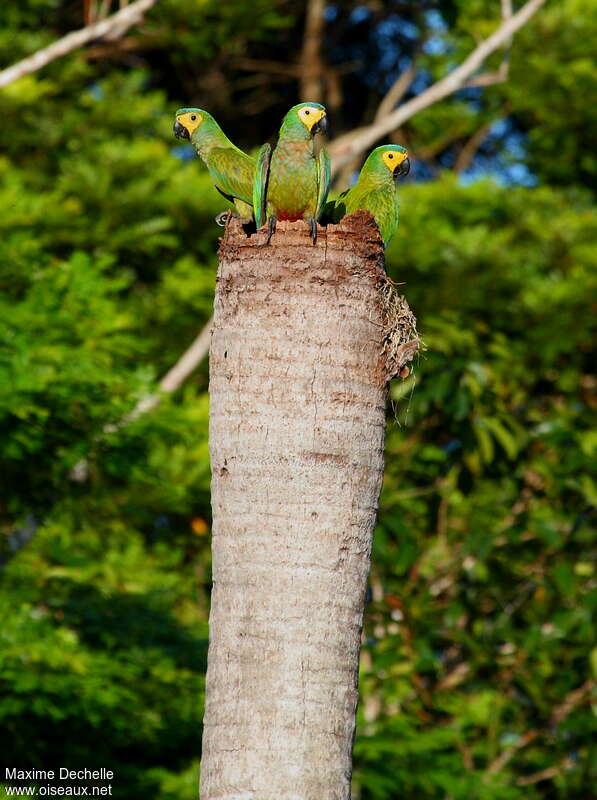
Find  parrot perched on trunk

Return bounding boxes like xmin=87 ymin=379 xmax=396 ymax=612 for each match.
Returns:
xmin=173 ymin=108 xmax=255 ymax=222
xmin=330 ymin=145 xmax=410 ymax=247
xmin=253 ymin=102 xmax=330 ymax=243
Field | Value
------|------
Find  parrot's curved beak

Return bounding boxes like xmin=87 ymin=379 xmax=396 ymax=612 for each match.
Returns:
xmin=394 ymin=157 xmax=410 ymax=178
xmin=312 ymin=115 xmax=328 ymax=136
xmin=173 ymin=120 xmax=190 ymax=140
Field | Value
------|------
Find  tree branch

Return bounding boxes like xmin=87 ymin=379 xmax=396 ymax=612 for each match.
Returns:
xmin=374 ymin=61 xmax=418 ymax=122
xmin=330 ymin=60 xmax=417 ymax=189
xmin=465 ymin=68 xmax=508 ymax=88
xmin=299 ymin=0 xmax=326 ymax=102
xmin=465 ymin=0 xmax=513 ymax=88
xmin=484 ymin=679 xmax=594 ymax=779
xmin=453 ymin=119 xmax=495 ymax=173
xmin=0 ymin=0 xmax=159 ymax=89
xmin=233 ymin=57 xmax=301 ymax=78
xmin=70 ymin=317 xmax=213 ymax=481
xmin=485 ymin=730 xmax=539 ymax=778
xmin=4 ymin=319 xmax=213 ymax=552
xmin=327 ymin=0 xmax=548 ymax=174
xmin=550 ymin=678 xmax=594 ymax=726
xmin=516 ymin=758 xmax=575 ymax=786
xmin=106 ymin=315 xmax=213 ymax=430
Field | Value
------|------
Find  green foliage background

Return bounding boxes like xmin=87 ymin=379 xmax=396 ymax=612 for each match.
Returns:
xmin=0 ymin=1 xmax=595 ymax=797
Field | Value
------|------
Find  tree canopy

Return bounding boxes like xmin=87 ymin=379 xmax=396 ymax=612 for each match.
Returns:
xmin=1 ymin=1 xmax=595 ymax=797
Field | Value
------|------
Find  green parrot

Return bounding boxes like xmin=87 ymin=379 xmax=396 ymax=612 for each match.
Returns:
xmin=331 ymin=145 xmax=410 ymax=247
xmin=173 ymin=107 xmax=255 ymax=223
xmin=253 ymin=102 xmax=330 ymax=243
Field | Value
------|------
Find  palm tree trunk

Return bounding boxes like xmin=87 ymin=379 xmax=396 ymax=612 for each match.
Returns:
xmin=201 ymin=212 xmax=418 ymax=799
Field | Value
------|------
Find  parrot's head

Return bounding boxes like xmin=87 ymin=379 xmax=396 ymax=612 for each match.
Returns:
xmin=284 ymin=102 xmax=328 ymax=137
xmin=376 ymin=145 xmax=410 ymax=179
xmin=173 ymin=108 xmax=213 ymax=140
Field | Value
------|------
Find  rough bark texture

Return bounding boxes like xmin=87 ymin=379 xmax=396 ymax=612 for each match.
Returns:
xmin=201 ymin=212 xmax=417 ymax=800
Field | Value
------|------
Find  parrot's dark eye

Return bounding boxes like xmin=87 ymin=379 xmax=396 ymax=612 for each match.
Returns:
xmin=388 ymin=154 xmax=394 ymax=159
xmin=305 ymin=110 xmax=310 ymax=115
xmin=191 ymin=115 xmax=197 ymax=121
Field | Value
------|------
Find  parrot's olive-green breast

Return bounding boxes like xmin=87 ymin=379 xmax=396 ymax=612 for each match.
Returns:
xmin=332 ymin=145 xmax=410 ymax=247
xmin=173 ymin=108 xmax=255 ymax=220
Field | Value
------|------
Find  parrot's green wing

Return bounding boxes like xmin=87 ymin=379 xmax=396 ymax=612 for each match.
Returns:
xmin=253 ymin=143 xmax=271 ymax=229
xmin=352 ymin=186 xmax=399 ymax=247
xmin=315 ymin=148 xmax=331 ymax=222
xmin=214 ymin=185 xmax=236 ymax=205
xmin=321 ymin=198 xmax=337 ymax=225
xmin=328 ymin=188 xmax=349 ymax=223
xmin=206 ymin=146 xmax=255 ymax=207
xmin=371 ymin=187 xmax=399 ymax=246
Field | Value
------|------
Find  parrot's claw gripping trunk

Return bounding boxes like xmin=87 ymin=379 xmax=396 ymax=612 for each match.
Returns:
xmin=215 ymin=211 xmax=233 ymax=227
xmin=265 ymin=215 xmax=277 ymax=245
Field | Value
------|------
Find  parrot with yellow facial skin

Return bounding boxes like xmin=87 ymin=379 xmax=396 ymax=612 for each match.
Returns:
xmin=253 ymin=102 xmax=330 ymax=243
xmin=173 ymin=108 xmax=255 ymax=222
xmin=330 ymin=145 xmax=410 ymax=247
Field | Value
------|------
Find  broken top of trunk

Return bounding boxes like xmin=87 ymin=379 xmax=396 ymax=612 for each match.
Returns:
xmin=219 ymin=210 xmax=419 ymax=384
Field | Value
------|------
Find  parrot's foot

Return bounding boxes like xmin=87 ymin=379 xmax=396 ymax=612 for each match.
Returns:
xmin=307 ymin=217 xmax=318 ymax=244
xmin=215 ymin=210 xmax=238 ymax=227
xmin=265 ymin=216 xmax=277 ymax=245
